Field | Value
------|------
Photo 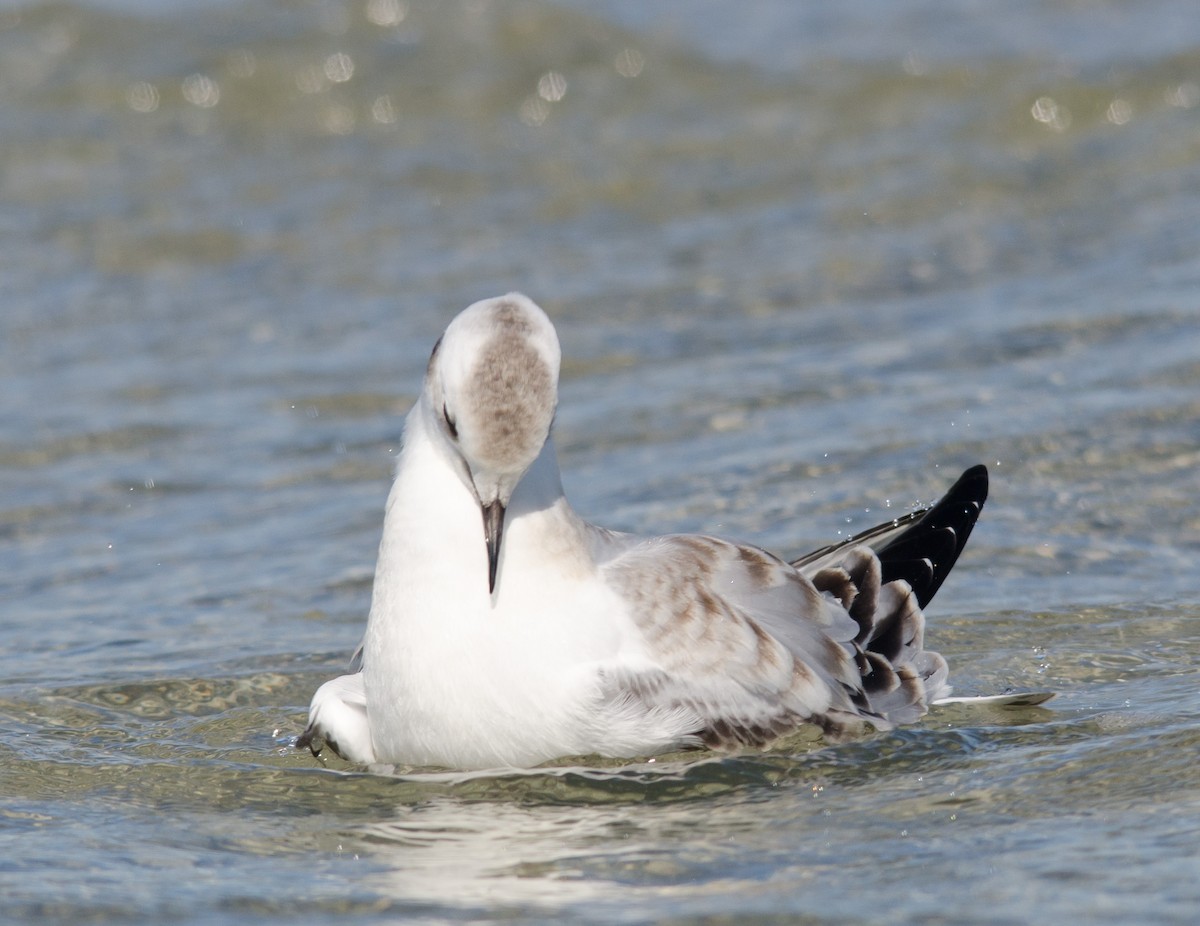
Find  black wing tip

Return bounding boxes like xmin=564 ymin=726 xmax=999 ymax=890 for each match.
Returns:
xmin=875 ymin=463 xmax=989 ymax=608
xmin=790 ymin=464 xmax=989 ymax=574
xmin=954 ymin=463 xmax=988 ymax=501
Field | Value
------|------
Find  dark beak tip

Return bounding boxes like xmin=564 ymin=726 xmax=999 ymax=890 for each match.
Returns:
xmin=482 ymin=500 xmax=506 ymax=596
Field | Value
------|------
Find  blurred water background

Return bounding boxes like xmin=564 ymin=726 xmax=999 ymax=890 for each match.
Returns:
xmin=2 ymin=1 xmax=1199 ymax=922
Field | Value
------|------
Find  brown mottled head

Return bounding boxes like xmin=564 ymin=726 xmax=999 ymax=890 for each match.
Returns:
xmin=424 ymin=293 xmax=561 ymax=593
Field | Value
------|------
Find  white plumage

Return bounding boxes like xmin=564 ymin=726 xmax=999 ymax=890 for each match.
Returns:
xmin=298 ymin=294 xmax=1044 ymax=771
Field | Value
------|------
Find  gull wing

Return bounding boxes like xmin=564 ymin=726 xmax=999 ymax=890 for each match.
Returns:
xmin=599 ymin=533 xmax=945 ymax=750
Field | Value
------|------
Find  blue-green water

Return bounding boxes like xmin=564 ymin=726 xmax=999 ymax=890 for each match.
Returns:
xmin=2 ymin=1 xmax=1198 ymax=922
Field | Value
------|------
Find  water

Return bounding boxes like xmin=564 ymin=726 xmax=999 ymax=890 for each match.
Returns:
xmin=2 ymin=0 xmax=1199 ymax=922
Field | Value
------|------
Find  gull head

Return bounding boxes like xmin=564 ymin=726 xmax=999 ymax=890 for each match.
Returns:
xmin=423 ymin=293 xmax=561 ymax=594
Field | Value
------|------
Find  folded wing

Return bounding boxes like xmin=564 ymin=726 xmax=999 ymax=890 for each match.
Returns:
xmin=599 ymin=466 xmax=988 ymax=750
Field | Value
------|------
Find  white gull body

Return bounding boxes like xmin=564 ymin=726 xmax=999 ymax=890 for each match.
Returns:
xmin=298 ymin=294 xmax=1046 ymax=770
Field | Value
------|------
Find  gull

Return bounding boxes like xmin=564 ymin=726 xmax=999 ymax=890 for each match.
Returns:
xmin=298 ymin=293 xmax=1050 ymax=770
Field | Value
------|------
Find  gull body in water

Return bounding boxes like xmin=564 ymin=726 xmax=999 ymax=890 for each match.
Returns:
xmin=298 ymin=294 xmax=1049 ymax=770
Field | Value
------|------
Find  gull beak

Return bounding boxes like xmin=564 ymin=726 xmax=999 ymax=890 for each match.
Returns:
xmin=482 ymin=499 xmax=507 ymax=595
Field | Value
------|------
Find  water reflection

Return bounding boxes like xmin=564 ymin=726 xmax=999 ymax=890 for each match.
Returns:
xmin=359 ymin=799 xmax=642 ymax=907
xmin=351 ymin=772 xmax=795 ymax=909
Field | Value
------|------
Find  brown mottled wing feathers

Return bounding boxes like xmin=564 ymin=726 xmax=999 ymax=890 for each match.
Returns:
xmin=600 ymin=466 xmax=985 ymax=750
xmin=601 ymin=533 xmax=872 ymax=749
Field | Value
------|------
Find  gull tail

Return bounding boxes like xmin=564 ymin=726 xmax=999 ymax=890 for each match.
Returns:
xmin=809 ymin=545 xmax=951 ymax=726
xmin=933 ymin=691 xmax=1054 ymax=707
xmin=295 ymin=673 xmax=376 ymax=765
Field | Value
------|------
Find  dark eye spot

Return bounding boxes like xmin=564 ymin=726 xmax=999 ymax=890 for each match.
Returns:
xmin=443 ymin=403 xmax=458 ymax=440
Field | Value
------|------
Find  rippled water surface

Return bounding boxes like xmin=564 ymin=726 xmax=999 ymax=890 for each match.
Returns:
xmin=3 ymin=1 xmax=1199 ymax=923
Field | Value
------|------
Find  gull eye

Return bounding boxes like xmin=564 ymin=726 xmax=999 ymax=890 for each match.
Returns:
xmin=443 ymin=403 xmax=458 ymax=440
